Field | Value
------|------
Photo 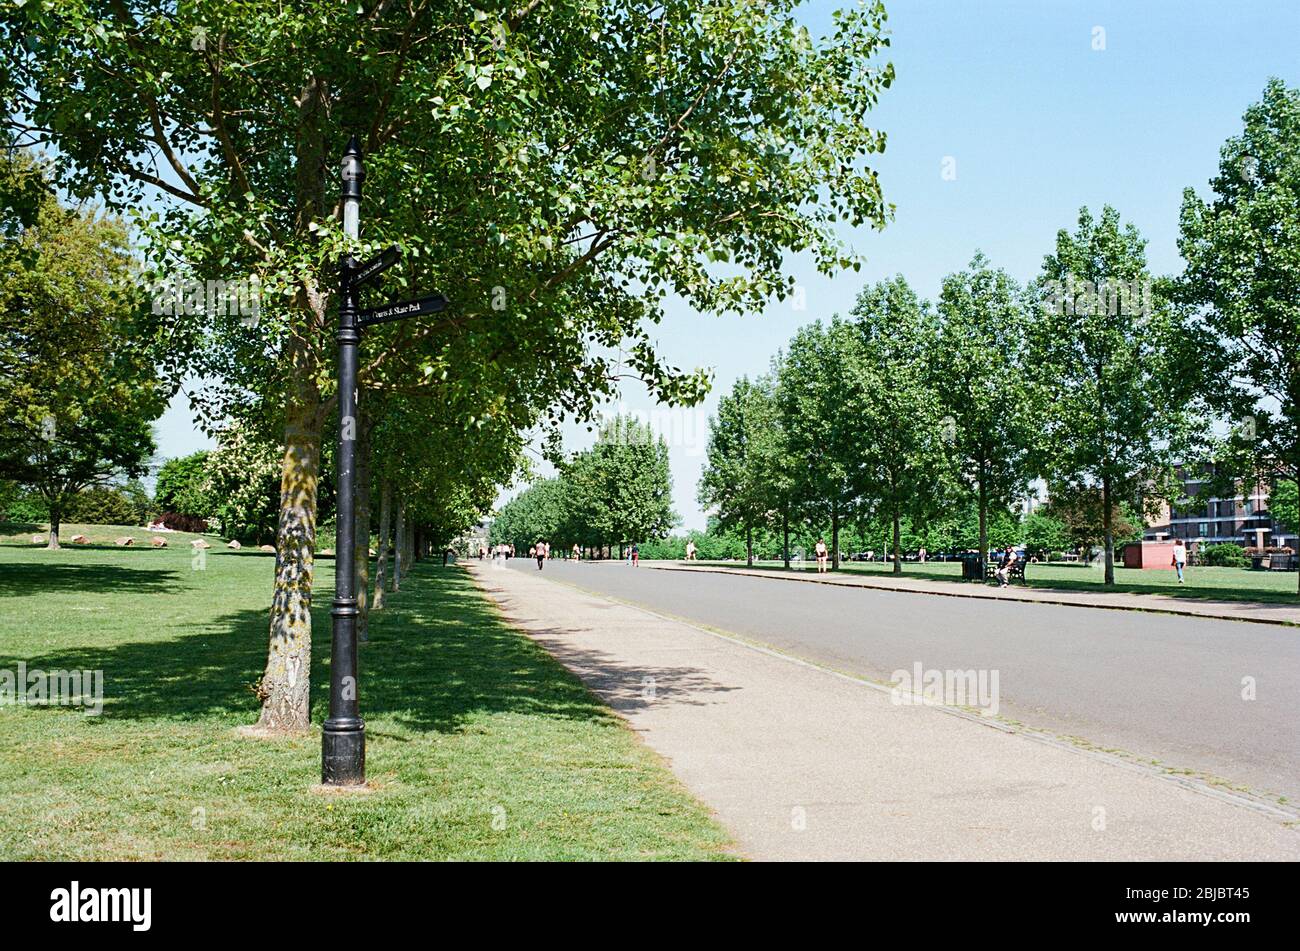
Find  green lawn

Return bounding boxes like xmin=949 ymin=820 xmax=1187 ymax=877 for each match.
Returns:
xmin=693 ymin=557 xmax=1300 ymax=605
xmin=0 ymin=529 xmax=734 ymax=860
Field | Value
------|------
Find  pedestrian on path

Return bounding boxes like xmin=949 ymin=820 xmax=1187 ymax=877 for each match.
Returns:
xmin=572 ymin=542 xmax=581 ymax=561
xmin=685 ymin=539 xmax=697 ymax=561
xmin=1172 ymin=540 xmax=1187 ymax=583
xmin=814 ymin=537 xmax=829 ymax=573
xmin=536 ymin=540 xmax=548 ymax=570
xmin=632 ymin=543 xmax=640 ymax=566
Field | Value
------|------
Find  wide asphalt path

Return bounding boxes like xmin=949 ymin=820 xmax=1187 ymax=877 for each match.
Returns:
xmin=508 ymin=558 xmax=1300 ymax=804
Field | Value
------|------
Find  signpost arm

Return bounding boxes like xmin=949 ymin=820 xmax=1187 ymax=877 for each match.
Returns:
xmin=322 ymin=135 xmax=366 ymax=786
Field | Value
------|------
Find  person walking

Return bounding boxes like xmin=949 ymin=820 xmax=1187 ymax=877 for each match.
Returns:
xmin=536 ymin=540 xmax=547 ymax=570
xmin=814 ymin=537 xmax=829 ymax=573
xmin=685 ymin=539 xmax=696 ymax=561
xmin=631 ymin=543 xmax=640 ymax=567
xmin=1172 ymin=539 xmax=1187 ymax=583
xmin=572 ymin=542 xmax=581 ymax=561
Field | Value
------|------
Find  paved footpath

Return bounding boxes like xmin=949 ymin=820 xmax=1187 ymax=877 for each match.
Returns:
xmin=468 ymin=562 xmax=1300 ymax=861
xmin=656 ymin=562 xmax=1300 ymax=627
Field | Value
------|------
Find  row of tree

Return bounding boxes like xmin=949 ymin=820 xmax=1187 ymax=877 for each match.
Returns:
xmin=3 ymin=1 xmax=899 ymax=731
xmin=490 ymin=416 xmax=674 ymax=555
xmin=699 ymin=79 xmax=1300 ymax=591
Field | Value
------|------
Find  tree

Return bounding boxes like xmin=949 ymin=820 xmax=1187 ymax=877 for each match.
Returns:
xmin=1269 ymin=480 xmax=1298 ymax=538
xmin=849 ymin=277 xmax=951 ymax=573
xmin=1028 ymin=206 xmax=1207 ymax=585
xmin=4 ymin=1 xmax=896 ymax=730
xmin=934 ymin=252 xmax=1031 ymax=564
xmin=1175 ymin=79 xmax=1300 ymax=590
xmin=565 ymin=415 xmax=676 ymax=550
xmin=1021 ymin=511 xmax=1071 ymax=559
xmin=699 ymin=376 xmax=781 ymax=566
xmin=205 ymin=421 xmax=281 ymax=543
xmin=776 ymin=319 xmax=867 ymax=569
xmin=1042 ymin=484 xmax=1142 ymax=561
xmin=0 ymin=153 xmax=163 ymax=549
xmin=154 ymin=451 xmax=213 ymax=520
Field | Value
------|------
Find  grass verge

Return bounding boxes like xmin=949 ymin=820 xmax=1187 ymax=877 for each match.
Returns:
xmin=0 ymin=537 xmax=734 ymax=860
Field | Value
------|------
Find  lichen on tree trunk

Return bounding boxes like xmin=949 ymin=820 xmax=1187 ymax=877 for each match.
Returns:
xmin=257 ymin=374 xmax=322 ymax=733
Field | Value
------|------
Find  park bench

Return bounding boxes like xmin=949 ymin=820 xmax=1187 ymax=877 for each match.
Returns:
xmin=984 ymin=558 xmax=1026 ymax=585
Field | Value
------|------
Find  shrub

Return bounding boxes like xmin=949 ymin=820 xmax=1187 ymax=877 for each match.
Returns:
xmin=158 ymin=512 xmax=208 ymax=533
xmin=1200 ymin=542 xmax=1249 ymax=568
xmin=63 ymin=486 xmax=141 ymax=525
xmin=1 ymin=481 xmax=48 ymax=521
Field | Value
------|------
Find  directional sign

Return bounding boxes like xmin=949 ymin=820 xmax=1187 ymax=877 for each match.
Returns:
xmin=350 ymin=245 xmax=401 ymax=288
xmin=358 ymin=293 xmax=448 ymax=327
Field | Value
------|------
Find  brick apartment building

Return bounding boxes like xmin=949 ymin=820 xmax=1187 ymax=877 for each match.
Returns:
xmin=1144 ymin=469 xmax=1297 ymax=551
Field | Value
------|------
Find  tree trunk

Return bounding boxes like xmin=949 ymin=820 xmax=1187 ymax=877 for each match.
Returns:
xmin=831 ymin=504 xmax=840 ymax=571
xmin=374 ymin=478 xmax=391 ymax=608
xmin=978 ymin=461 xmax=988 ymax=574
xmin=47 ymin=503 xmax=61 ymax=550
xmin=256 ymin=73 xmax=327 ymax=733
xmin=355 ymin=421 xmax=371 ymax=642
xmin=257 ymin=384 xmax=322 ymax=732
xmin=393 ymin=497 xmax=405 ymax=591
xmin=1102 ymin=474 xmax=1115 ymax=586
xmin=892 ymin=506 xmax=902 ymax=574
xmin=782 ymin=508 xmax=790 ymax=569
xmin=746 ymin=523 xmax=754 ymax=567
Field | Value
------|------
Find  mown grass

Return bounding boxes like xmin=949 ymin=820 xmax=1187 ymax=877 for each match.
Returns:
xmin=691 ymin=558 xmax=1299 ymax=605
xmin=0 ymin=535 xmax=734 ymax=860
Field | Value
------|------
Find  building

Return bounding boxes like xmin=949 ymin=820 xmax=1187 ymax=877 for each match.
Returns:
xmin=1144 ymin=468 xmax=1297 ymax=551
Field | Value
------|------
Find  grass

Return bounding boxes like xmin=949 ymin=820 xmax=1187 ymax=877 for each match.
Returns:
xmin=690 ymin=557 xmax=1300 ymax=606
xmin=0 ymin=529 xmax=734 ymax=860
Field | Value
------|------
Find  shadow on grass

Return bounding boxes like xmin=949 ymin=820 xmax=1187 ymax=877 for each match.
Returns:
xmin=15 ymin=563 xmax=619 ymax=734
xmin=0 ymin=561 xmax=181 ymax=598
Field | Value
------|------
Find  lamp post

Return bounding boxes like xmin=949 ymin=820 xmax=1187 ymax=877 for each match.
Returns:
xmin=322 ymin=135 xmax=366 ymax=786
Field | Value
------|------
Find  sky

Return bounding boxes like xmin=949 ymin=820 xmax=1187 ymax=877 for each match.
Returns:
xmin=153 ymin=0 xmax=1300 ymax=529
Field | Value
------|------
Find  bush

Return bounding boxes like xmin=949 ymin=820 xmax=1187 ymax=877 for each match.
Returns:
xmin=158 ymin=512 xmax=208 ymax=533
xmin=63 ymin=486 xmax=142 ymax=525
xmin=0 ymin=481 xmax=48 ymax=522
xmin=1200 ymin=542 xmax=1249 ymax=568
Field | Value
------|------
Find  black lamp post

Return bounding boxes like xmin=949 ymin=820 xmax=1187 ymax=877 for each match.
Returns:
xmin=322 ymin=135 xmax=366 ymax=786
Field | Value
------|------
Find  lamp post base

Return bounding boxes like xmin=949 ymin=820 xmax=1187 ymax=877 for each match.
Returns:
xmin=321 ymin=718 xmax=366 ymax=786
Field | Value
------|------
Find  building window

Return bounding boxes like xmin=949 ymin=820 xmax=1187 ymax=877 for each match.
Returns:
xmin=1198 ymin=522 xmax=1208 ymax=537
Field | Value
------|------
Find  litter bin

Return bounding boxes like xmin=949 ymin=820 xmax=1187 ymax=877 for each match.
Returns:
xmin=960 ymin=552 xmax=984 ymax=581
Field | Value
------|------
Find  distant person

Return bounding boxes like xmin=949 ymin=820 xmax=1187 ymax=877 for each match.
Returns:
xmin=685 ymin=540 xmax=697 ymax=561
xmin=918 ymin=547 xmax=927 ymax=563
xmin=631 ymin=544 xmax=640 ymax=566
xmin=572 ymin=543 xmax=581 ymax=561
xmin=529 ymin=545 xmax=537 ymax=559
xmin=995 ymin=545 xmax=1019 ymax=587
xmin=1172 ymin=540 xmax=1187 ymax=583
xmin=814 ymin=537 xmax=829 ymax=573
xmin=536 ymin=541 xmax=547 ymax=570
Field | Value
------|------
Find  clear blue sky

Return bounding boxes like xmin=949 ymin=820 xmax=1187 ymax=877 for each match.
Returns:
xmin=154 ymin=0 xmax=1300 ymax=528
